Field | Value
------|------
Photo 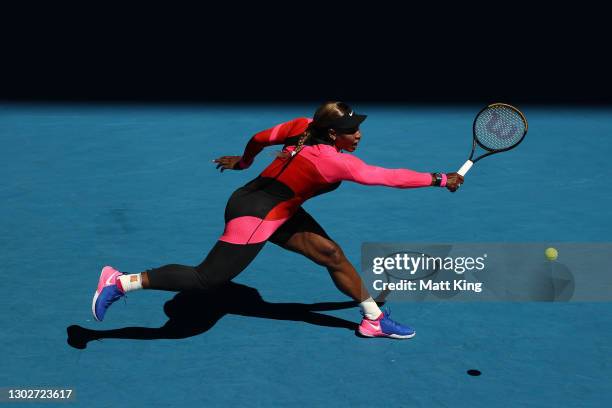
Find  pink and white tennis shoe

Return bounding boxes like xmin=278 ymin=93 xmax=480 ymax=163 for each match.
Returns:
xmin=92 ymin=266 xmax=125 ymax=321
xmin=358 ymin=309 xmax=416 ymax=339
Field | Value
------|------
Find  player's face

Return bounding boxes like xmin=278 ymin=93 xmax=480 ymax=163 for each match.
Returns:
xmin=334 ymin=128 xmax=361 ymax=152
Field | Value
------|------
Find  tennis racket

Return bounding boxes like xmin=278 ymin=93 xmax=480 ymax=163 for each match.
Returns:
xmin=457 ymin=103 xmax=528 ymax=176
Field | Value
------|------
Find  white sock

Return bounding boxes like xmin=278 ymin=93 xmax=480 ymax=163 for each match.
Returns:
xmin=359 ymin=297 xmax=382 ymax=320
xmin=117 ymin=274 xmax=143 ymax=293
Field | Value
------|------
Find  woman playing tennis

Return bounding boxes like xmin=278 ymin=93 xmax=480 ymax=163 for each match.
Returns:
xmin=92 ymin=101 xmax=464 ymax=339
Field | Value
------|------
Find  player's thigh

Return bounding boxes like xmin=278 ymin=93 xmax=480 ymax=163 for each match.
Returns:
xmin=269 ymin=208 xmax=345 ymax=266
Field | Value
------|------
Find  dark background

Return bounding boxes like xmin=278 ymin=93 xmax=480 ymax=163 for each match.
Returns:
xmin=2 ymin=5 xmax=609 ymax=104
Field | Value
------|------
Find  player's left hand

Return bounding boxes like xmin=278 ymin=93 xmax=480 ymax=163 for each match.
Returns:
xmin=446 ymin=172 xmax=464 ymax=192
xmin=213 ymin=156 xmax=243 ymax=172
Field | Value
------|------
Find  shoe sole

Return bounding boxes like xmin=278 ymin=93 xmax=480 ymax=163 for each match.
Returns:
xmin=91 ymin=290 xmax=102 ymax=321
xmin=92 ymin=266 xmax=110 ymax=322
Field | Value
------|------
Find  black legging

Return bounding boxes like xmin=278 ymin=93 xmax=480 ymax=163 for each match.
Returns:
xmin=145 ymin=207 xmax=329 ymax=292
xmin=146 ymin=240 xmax=265 ymax=292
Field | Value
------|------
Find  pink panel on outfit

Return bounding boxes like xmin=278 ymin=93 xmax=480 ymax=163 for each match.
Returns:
xmin=219 ymin=216 xmax=290 ymax=244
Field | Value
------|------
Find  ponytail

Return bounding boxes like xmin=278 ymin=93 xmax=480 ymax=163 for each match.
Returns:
xmin=275 ymin=123 xmax=315 ymax=159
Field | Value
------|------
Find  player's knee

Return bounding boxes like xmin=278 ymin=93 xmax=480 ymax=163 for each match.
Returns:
xmin=194 ymin=267 xmax=226 ymax=292
xmin=315 ymin=241 xmax=345 ymax=267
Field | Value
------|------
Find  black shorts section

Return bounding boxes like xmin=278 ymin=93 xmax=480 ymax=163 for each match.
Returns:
xmin=224 ymin=177 xmax=295 ymax=222
xmin=243 ymin=176 xmax=295 ymax=198
xmin=269 ymin=207 xmax=331 ymax=246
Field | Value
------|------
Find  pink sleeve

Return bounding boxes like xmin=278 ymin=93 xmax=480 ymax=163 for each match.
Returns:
xmin=330 ymin=154 xmax=433 ymax=188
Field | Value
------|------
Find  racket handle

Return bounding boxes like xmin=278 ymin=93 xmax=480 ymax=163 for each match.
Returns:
xmin=457 ymin=160 xmax=473 ymax=176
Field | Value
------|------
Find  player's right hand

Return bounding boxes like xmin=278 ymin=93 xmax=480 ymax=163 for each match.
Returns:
xmin=213 ymin=156 xmax=243 ymax=172
xmin=446 ymin=172 xmax=464 ymax=192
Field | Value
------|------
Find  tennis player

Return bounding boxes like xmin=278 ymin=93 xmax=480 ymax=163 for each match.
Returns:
xmin=92 ymin=101 xmax=463 ymax=339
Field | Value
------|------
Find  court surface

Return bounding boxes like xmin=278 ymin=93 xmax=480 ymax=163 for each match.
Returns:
xmin=1 ymin=103 xmax=611 ymax=407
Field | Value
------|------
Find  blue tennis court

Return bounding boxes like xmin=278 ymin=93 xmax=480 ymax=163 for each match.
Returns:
xmin=1 ymin=103 xmax=611 ymax=407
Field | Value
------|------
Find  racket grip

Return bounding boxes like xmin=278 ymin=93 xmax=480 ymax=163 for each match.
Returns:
xmin=457 ymin=160 xmax=473 ymax=176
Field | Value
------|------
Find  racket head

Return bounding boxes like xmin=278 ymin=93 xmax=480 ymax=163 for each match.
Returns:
xmin=472 ymin=103 xmax=528 ymax=153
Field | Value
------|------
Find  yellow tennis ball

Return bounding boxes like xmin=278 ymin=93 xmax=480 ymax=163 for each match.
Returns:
xmin=545 ymin=247 xmax=558 ymax=261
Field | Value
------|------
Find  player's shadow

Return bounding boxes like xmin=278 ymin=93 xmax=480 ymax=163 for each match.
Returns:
xmin=66 ymin=282 xmax=359 ymax=349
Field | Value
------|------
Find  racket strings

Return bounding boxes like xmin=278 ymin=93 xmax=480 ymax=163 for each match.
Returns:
xmin=474 ymin=105 xmax=526 ymax=151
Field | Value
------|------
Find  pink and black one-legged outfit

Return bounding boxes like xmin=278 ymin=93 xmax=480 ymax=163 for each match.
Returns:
xmin=145 ymin=118 xmax=435 ymax=291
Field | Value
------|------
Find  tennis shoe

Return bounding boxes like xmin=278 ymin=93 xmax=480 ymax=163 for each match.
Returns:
xmin=358 ymin=308 xmax=415 ymax=339
xmin=92 ymin=266 xmax=125 ymax=321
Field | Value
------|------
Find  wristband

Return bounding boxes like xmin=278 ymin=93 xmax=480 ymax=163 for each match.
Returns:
xmin=440 ymin=173 xmax=447 ymax=187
